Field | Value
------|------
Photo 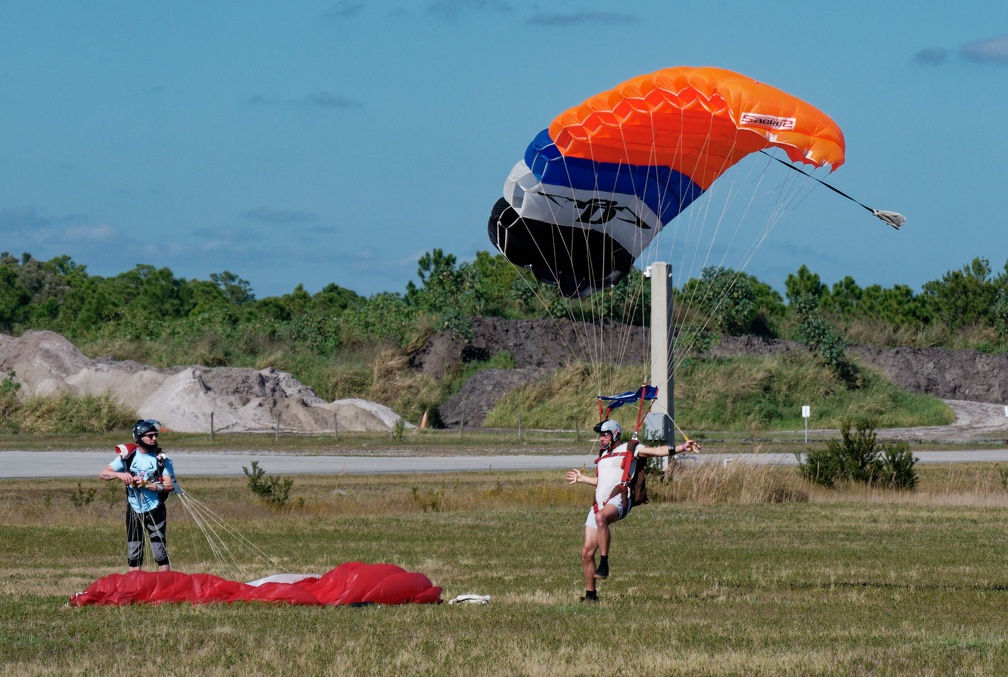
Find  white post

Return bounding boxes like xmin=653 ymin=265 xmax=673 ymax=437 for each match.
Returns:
xmin=802 ymin=405 xmax=811 ymax=444
xmin=649 ymin=262 xmax=674 ymax=449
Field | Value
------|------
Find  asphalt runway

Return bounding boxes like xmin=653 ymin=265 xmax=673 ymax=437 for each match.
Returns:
xmin=4 ymin=449 xmax=1008 ymax=479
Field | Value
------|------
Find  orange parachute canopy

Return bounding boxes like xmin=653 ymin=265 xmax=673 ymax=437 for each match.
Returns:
xmin=549 ymin=66 xmax=845 ymax=188
xmin=489 ymin=66 xmax=847 ymax=297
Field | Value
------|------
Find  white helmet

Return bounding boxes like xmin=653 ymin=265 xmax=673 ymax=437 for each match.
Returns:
xmin=599 ymin=419 xmax=621 ymax=441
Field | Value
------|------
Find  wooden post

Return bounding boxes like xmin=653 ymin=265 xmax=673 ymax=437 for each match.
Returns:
xmin=210 ymin=412 xmax=214 ymax=443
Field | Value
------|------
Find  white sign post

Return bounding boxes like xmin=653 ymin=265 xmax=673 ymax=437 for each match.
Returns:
xmin=802 ymin=405 xmax=811 ymax=444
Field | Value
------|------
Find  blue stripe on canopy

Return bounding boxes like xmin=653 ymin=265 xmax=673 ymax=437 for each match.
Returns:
xmin=523 ymin=129 xmax=704 ymax=227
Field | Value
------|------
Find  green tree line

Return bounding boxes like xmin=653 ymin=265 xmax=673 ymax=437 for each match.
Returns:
xmin=2 ymin=249 xmax=1006 ymax=422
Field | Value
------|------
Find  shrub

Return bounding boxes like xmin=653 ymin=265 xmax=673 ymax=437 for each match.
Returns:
xmin=71 ymin=482 xmax=97 ymax=507
xmin=1 ymin=369 xmax=20 ymax=395
xmin=242 ymin=461 xmax=295 ymax=509
xmin=5 ymin=391 xmax=136 ymax=433
xmin=879 ymin=442 xmax=918 ymax=490
xmin=799 ymin=417 xmax=917 ymax=489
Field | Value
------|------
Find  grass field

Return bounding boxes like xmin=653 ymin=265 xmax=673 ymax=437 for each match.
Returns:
xmin=4 ymin=465 xmax=1008 ymax=675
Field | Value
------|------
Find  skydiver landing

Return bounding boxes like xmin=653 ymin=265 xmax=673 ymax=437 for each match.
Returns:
xmin=566 ymin=420 xmax=699 ymax=602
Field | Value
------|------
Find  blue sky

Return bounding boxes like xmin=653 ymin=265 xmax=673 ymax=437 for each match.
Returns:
xmin=2 ymin=2 xmax=1006 ymax=300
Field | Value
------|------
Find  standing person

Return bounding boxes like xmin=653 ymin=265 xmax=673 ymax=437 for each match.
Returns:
xmin=99 ymin=419 xmax=175 ymax=572
xmin=566 ymin=419 xmax=699 ymax=602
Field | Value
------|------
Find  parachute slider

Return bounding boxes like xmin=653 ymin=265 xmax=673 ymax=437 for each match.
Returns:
xmin=596 ymin=385 xmax=659 ymax=412
xmin=872 ymin=210 xmax=906 ymax=230
xmin=760 ymin=151 xmax=905 ymax=229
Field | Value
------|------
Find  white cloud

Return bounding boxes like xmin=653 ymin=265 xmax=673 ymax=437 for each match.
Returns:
xmin=960 ymin=35 xmax=1008 ymax=63
xmin=62 ymin=224 xmax=117 ymax=242
xmin=0 ymin=206 xmax=50 ymax=231
xmin=240 ymin=207 xmax=319 ymax=224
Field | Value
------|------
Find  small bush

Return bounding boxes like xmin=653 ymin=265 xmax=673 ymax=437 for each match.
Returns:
xmin=1 ymin=369 xmax=20 ymax=395
xmin=879 ymin=442 xmax=918 ymax=490
xmin=799 ymin=417 xmax=918 ymax=490
xmin=71 ymin=482 xmax=97 ymax=507
xmin=242 ymin=461 xmax=295 ymax=509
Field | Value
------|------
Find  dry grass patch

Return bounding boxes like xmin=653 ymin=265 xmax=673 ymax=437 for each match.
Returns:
xmin=6 ymin=467 xmax=1008 ymax=674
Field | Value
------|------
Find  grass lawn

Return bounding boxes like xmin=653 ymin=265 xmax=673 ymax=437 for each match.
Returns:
xmin=3 ymin=467 xmax=1008 ymax=675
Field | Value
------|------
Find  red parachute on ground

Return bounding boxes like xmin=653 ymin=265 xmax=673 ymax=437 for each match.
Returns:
xmin=69 ymin=562 xmax=442 ymax=607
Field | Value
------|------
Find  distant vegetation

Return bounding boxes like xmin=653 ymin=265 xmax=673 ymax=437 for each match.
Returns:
xmin=1 ymin=249 xmax=1006 ymax=428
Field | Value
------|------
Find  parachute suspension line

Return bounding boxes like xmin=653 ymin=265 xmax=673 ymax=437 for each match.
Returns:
xmin=181 ymin=491 xmax=290 ymax=578
xmin=174 ymin=491 xmax=289 ymax=580
xmin=677 ymin=156 xmax=805 ymax=361
xmin=501 ymin=194 xmax=608 ymax=399
xmin=177 ymin=494 xmax=237 ymax=573
xmin=661 ymin=119 xmax=748 ymax=367
xmin=605 ymin=128 xmax=652 ymax=382
xmin=759 ymin=151 xmax=905 ymax=229
xmin=561 ymin=145 xmax=620 ymax=395
xmin=663 ymin=149 xmax=825 ymax=372
xmin=496 ymin=155 xmax=604 ymax=395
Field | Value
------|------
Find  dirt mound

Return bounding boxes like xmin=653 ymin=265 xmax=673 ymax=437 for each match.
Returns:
xmin=412 ymin=319 xmax=1008 ymax=432
xmin=439 ymin=367 xmax=546 ymax=427
xmin=0 ymin=331 xmax=408 ymax=434
xmin=850 ymin=345 xmax=1008 ymax=403
xmin=707 ymin=335 xmax=1008 ymax=403
xmin=409 ymin=317 xmax=649 ymax=379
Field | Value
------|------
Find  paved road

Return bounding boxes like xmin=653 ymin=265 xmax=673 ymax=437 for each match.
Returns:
xmin=4 ymin=449 xmax=1008 ymax=479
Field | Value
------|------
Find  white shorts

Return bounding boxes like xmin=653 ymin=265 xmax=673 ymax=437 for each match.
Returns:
xmin=585 ymin=495 xmax=628 ymax=528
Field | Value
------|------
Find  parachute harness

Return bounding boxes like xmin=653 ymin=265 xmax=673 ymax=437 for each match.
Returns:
xmin=591 ymin=385 xmax=657 ymax=515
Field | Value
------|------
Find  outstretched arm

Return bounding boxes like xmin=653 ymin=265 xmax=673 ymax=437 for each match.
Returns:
xmin=635 ymin=439 xmax=701 ymax=458
xmin=566 ymin=468 xmax=598 ymax=486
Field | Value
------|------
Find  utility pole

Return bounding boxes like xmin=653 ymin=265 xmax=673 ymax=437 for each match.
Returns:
xmin=649 ymin=262 xmax=674 ymax=449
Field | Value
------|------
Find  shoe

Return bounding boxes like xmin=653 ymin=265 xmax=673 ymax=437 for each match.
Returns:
xmin=594 ymin=561 xmax=609 ymax=579
xmin=580 ymin=594 xmax=598 ymax=603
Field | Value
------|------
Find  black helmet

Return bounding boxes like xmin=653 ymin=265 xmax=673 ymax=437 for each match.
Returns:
xmin=132 ymin=419 xmax=161 ymax=444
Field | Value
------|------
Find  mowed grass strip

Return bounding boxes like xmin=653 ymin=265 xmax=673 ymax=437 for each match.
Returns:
xmin=3 ymin=468 xmax=1008 ymax=675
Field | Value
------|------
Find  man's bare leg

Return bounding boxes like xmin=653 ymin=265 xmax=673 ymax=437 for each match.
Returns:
xmin=581 ymin=525 xmax=599 ymax=591
xmin=593 ymin=504 xmax=620 ymax=579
